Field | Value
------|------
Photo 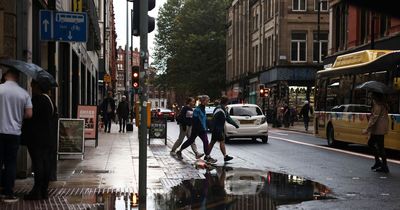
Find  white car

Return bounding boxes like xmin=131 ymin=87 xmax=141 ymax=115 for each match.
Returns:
xmin=225 ymin=104 xmax=268 ymax=143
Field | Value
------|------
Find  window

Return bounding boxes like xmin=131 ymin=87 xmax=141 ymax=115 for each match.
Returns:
xmin=293 ymin=0 xmax=306 ymax=11
xmin=291 ymin=32 xmax=307 ymax=62
xmin=229 ymin=106 xmax=263 ymax=116
xmin=313 ymin=32 xmax=328 ymax=62
xmin=314 ymin=0 xmax=328 ymax=11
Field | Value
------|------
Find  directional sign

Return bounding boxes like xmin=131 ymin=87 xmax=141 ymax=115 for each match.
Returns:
xmin=40 ymin=10 xmax=88 ymax=42
xmin=40 ymin=10 xmax=53 ymax=41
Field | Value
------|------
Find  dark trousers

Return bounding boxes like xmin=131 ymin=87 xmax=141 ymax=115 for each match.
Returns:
xmin=27 ymin=145 xmax=51 ymax=197
xmin=180 ymin=131 xmax=209 ymax=156
xmin=303 ymin=117 xmax=310 ymax=131
xmin=0 ymin=134 xmax=20 ymax=196
xmin=368 ymin=134 xmax=387 ymax=165
xmin=119 ymin=117 xmax=127 ymax=132
xmin=104 ymin=113 xmax=113 ymax=132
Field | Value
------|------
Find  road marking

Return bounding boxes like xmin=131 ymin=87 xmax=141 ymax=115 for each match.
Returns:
xmin=269 ymin=131 xmax=288 ymax=136
xmin=270 ymin=135 xmax=400 ymax=165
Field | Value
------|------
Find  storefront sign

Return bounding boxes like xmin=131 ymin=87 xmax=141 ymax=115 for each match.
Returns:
xmin=149 ymin=118 xmax=167 ymax=145
xmin=77 ymin=105 xmax=97 ymax=139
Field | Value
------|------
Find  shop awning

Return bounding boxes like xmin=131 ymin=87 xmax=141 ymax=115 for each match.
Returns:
xmin=317 ymin=50 xmax=400 ymax=78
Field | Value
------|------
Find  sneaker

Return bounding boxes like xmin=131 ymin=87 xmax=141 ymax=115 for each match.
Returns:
xmin=371 ymin=161 xmax=382 ymax=170
xmin=170 ymin=151 xmax=176 ymax=156
xmin=374 ymin=165 xmax=390 ymax=173
xmin=204 ymin=156 xmax=217 ymax=164
xmin=2 ymin=195 xmax=19 ymax=203
xmin=224 ymin=155 xmax=233 ymax=162
xmin=195 ymin=153 xmax=205 ymax=159
xmin=176 ymin=151 xmax=183 ymax=160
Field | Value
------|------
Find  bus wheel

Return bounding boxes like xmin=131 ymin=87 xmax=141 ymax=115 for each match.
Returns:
xmin=327 ymin=126 xmax=336 ymax=146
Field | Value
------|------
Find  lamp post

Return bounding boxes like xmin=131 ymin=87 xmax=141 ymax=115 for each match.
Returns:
xmin=317 ymin=0 xmax=321 ymax=64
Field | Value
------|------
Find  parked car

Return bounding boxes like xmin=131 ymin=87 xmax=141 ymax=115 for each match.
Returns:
xmin=225 ymin=104 xmax=268 ymax=143
xmin=205 ymin=105 xmax=216 ymax=131
xmin=151 ymin=108 xmax=175 ymax=122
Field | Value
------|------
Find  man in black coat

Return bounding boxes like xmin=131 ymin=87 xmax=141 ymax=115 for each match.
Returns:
xmin=101 ymin=91 xmax=116 ymax=133
xmin=117 ymin=95 xmax=130 ymax=133
xmin=23 ymin=81 xmax=54 ymax=200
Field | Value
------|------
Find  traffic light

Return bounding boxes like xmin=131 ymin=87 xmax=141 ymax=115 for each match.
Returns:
xmin=132 ymin=0 xmax=156 ymax=36
xmin=259 ymin=84 xmax=265 ymax=97
xmin=132 ymin=66 xmax=139 ymax=89
xmin=264 ymin=88 xmax=270 ymax=97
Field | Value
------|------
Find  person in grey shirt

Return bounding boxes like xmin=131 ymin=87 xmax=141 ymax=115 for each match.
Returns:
xmin=0 ymin=69 xmax=33 ymax=202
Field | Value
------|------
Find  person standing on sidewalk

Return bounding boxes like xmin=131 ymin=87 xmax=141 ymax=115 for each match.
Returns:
xmin=208 ymin=96 xmax=239 ymax=162
xmin=117 ymin=95 xmax=129 ymax=133
xmin=171 ymin=97 xmax=204 ymax=159
xmin=23 ymin=80 xmax=55 ymax=200
xmin=300 ymin=100 xmax=313 ymax=131
xmin=0 ymin=69 xmax=33 ymax=202
xmin=362 ymin=92 xmax=390 ymax=173
xmin=176 ymin=95 xmax=216 ymax=163
xmin=101 ymin=91 xmax=115 ymax=133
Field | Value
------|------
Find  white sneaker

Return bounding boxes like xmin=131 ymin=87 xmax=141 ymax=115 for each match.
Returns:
xmin=2 ymin=195 xmax=19 ymax=203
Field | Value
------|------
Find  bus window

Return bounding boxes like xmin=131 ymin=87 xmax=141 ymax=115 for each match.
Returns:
xmin=326 ymin=78 xmax=340 ymax=111
xmin=315 ymin=79 xmax=327 ymax=111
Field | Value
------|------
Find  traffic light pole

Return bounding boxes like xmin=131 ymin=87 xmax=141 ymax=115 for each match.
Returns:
xmin=138 ymin=0 xmax=149 ymax=209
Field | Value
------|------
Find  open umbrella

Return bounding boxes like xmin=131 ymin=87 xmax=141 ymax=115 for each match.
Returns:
xmin=0 ymin=59 xmax=57 ymax=87
xmin=355 ymin=80 xmax=391 ymax=94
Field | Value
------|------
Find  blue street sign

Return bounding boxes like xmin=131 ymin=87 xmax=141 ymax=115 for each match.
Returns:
xmin=40 ymin=10 xmax=53 ymax=41
xmin=40 ymin=10 xmax=88 ymax=42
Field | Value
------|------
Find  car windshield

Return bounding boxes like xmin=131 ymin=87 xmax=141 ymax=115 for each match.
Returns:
xmin=160 ymin=109 xmax=172 ymax=113
xmin=229 ymin=106 xmax=263 ymax=116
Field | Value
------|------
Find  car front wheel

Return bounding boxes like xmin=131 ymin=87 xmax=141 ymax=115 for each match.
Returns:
xmin=262 ymin=136 xmax=268 ymax=143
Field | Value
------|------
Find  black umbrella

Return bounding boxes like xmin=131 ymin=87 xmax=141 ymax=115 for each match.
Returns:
xmin=355 ymin=80 xmax=391 ymax=94
xmin=0 ymin=59 xmax=57 ymax=87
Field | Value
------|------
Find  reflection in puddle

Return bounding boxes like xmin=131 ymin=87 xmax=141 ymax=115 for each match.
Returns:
xmin=152 ymin=166 xmax=334 ymax=210
xmin=39 ymin=167 xmax=332 ymax=210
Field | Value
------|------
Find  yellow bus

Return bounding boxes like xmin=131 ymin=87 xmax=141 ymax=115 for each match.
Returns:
xmin=314 ymin=50 xmax=400 ymax=150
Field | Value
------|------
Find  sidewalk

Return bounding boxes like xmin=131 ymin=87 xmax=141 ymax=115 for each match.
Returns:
xmin=276 ymin=121 xmax=314 ymax=134
xmin=6 ymin=123 xmax=198 ymax=209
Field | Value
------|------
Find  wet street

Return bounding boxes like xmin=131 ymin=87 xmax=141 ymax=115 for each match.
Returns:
xmin=3 ymin=122 xmax=400 ymax=210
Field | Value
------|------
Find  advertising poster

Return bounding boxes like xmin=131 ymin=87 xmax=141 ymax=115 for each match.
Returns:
xmin=58 ymin=119 xmax=85 ymax=155
xmin=77 ymin=105 xmax=97 ymax=139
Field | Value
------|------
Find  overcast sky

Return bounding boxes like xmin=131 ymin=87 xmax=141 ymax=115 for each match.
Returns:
xmin=113 ymin=0 xmax=167 ymax=63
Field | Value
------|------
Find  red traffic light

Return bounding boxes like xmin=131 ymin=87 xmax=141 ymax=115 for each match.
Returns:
xmin=133 ymin=72 xmax=139 ymax=78
xmin=133 ymin=82 xmax=139 ymax=88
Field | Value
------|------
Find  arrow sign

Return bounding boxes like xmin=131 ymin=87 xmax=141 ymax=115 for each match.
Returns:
xmin=40 ymin=10 xmax=53 ymax=41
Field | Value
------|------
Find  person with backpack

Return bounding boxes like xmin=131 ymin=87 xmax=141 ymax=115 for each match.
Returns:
xmin=170 ymin=97 xmax=204 ymax=159
xmin=208 ymin=96 xmax=239 ymax=162
xmin=176 ymin=95 xmax=216 ymax=163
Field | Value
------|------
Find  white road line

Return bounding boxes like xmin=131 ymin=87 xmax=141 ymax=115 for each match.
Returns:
xmin=269 ymin=131 xmax=288 ymax=136
xmin=270 ymin=135 xmax=400 ymax=165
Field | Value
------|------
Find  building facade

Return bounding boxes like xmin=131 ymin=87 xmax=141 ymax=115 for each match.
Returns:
xmin=323 ymin=0 xmax=400 ymax=67
xmin=226 ymin=0 xmax=329 ymax=114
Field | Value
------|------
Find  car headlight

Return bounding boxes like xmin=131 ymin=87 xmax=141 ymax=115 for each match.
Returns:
xmin=260 ymin=117 xmax=266 ymax=125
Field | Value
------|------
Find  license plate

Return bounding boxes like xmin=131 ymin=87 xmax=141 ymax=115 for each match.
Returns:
xmin=239 ymin=120 xmax=255 ymax=124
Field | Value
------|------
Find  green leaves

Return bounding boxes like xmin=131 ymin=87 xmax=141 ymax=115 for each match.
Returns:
xmin=153 ymin=0 xmax=230 ymax=102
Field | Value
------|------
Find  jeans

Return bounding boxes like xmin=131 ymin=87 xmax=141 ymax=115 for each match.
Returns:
xmin=0 ymin=134 xmax=20 ymax=196
xmin=368 ymin=134 xmax=387 ymax=165
xmin=119 ymin=117 xmax=127 ymax=132
xmin=104 ymin=113 xmax=113 ymax=132
xmin=180 ymin=131 xmax=209 ymax=156
xmin=171 ymin=125 xmax=199 ymax=154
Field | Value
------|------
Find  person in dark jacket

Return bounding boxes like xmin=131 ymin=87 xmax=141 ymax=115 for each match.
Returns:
xmin=23 ymin=80 xmax=54 ymax=200
xmin=170 ymin=97 xmax=203 ymax=159
xmin=208 ymin=96 xmax=239 ymax=162
xmin=117 ymin=95 xmax=130 ymax=133
xmin=101 ymin=91 xmax=116 ymax=133
xmin=300 ymin=100 xmax=313 ymax=132
xmin=176 ymin=95 xmax=217 ymax=163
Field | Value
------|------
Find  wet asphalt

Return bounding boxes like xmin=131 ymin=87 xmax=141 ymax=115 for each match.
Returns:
xmin=4 ymin=121 xmax=399 ymax=209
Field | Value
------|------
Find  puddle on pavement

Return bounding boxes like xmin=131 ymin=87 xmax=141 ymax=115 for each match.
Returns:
xmin=152 ymin=166 xmax=334 ymax=210
xmin=61 ymin=166 xmax=333 ymax=210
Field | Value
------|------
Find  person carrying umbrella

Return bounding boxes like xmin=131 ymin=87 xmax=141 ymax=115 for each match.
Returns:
xmin=362 ymin=92 xmax=390 ymax=173
xmin=0 ymin=69 xmax=33 ymax=202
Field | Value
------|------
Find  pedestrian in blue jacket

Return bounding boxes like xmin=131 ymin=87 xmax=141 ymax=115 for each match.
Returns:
xmin=176 ymin=95 xmax=217 ymax=163
xmin=208 ymin=96 xmax=239 ymax=162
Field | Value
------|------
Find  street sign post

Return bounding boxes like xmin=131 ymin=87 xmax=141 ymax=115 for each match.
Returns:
xmin=40 ymin=10 xmax=88 ymax=42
